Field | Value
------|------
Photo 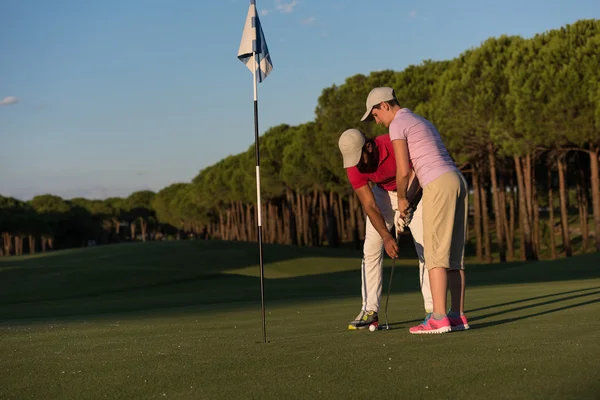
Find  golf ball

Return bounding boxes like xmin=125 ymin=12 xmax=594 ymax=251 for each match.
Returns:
xmin=369 ymin=324 xmax=377 ymax=332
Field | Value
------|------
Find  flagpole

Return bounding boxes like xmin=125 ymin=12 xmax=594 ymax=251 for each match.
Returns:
xmin=238 ymin=0 xmax=269 ymax=344
xmin=253 ymin=51 xmax=267 ymax=344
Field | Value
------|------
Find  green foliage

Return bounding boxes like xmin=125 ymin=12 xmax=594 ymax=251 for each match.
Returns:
xmin=2 ymin=19 xmax=600 ymax=253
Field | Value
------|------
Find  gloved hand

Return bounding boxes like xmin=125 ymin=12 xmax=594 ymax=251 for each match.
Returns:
xmin=394 ymin=208 xmax=414 ymax=233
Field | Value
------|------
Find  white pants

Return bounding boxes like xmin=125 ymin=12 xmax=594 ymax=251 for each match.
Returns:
xmin=360 ymin=185 xmax=433 ymax=313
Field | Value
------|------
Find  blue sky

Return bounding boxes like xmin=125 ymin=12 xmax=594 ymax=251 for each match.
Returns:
xmin=1 ymin=0 xmax=598 ymax=200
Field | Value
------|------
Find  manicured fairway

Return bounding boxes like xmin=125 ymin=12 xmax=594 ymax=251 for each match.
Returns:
xmin=1 ymin=241 xmax=599 ymax=399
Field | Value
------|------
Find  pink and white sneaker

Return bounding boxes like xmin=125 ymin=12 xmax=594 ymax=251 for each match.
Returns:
xmin=409 ymin=315 xmax=451 ymax=334
xmin=449 ymin=315 xmax=470 ymax=331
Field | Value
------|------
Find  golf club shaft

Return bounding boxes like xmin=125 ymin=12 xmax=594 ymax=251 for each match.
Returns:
xmin=385 ymin=200 xmax=419 ymax=330
xmin=385 ymin=257 xmax=394 ymax=329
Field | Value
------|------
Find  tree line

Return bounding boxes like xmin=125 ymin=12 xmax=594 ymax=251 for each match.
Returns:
xmin=1 ymin=19 xmax=599 ymax=262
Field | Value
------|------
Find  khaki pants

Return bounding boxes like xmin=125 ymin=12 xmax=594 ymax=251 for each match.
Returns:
xmin=361 ymin=185 xmax=433 ymax=313
xmin=422 ymin=171 xmax=468 ymax=270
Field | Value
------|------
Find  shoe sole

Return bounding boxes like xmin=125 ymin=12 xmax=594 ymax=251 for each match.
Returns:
xmin=410 ymin=325 xmax=451 ymax=334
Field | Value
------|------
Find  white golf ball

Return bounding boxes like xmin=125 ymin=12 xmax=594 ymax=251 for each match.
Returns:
xmin=369 ymin=324 xmax=377 ymax=332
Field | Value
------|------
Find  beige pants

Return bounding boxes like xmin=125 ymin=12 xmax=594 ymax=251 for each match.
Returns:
xmin=422 ymin=171 xmax=468 ymax=270
xmin=361 ymin=185 xmax=433 ymax=313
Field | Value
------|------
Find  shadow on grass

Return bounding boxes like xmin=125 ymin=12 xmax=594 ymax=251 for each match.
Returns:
xmin=470 ymin=289 xmax=600 ymax=324
xmin=0 ymin=242 xmax=598 ymax=322
xmin=468 ymin=286 xmax=600 ymax=314
xmin=385 ymin=286 xmax=600 ymax=329
xmin=0 ymin=240 xmax=365 ymax=271
xmin=471 ymin=298 xmax=600 ymax=330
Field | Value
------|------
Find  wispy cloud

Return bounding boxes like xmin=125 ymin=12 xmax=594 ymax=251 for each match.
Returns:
xmin=260 ymin=9 xmax=270 ymax=16
xmin=301 ymin=16 xmax=316 ymax=25
xmin=276 ymin=0 xmax=298 ymax=14
xmin=409 ymin=10 xmax=417 ymax=18
xmin=0 ymin=96 xmax=18 ymax=106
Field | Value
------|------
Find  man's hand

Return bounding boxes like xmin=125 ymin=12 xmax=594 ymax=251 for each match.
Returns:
xmin=397 ymin=197 xmax=410 ymax=218
xmin=383 ymin=234 xmax=399 ymax=259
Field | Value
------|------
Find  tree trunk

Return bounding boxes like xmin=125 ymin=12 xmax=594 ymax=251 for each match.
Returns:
xmin=548 ymin=168 xmax=557 ymax=260
xmin=140 ymin=219 xmax=147 ymax=242
xmin=276 ymin=203 xmax=284 ymax=244
xmin=576 ymin=157 xmax=590 ymax=252
xmin=588 ymin=146 xmax=600 ymax=252
xmin=509 ymin=175 xmax=517 ymax=258
xmin=233 ymin=202 xmax=240 ymax=241
xmin=481 ymin=182 xmax=492 ymax=263
xmin=311 ymin=189 xmax=320 ymax=246
xmin=348 ymin=192 xmax=358 ymax=247
xmin=228 ymin=208 xmax=236 ymax=241
xmin=525 ymin=154 xmax=533 ymax=224
xmin=488 ymin=147 xmax=506 ymax=263
xmin=532 ymin=169 xmax=540 ymax=256
xmin=113 ymin=218 xmax=121 ymax=237
xmin=253 ymin=204 xmax=258 ymax=242
xmin=294 ymin=191 xmax=302 ymax=246
xmin=472 ymin=164 xmax=484 ymax=261
xmin=557 ymin=156 xmax=572 ymax=257
xmin=268 ymin=203 xmax=276 ymax=244
xmin=318 ymin=191 xmax=326 ymax=246
xmin=331 ymin=192 xmax=342 ymax=244
xmin=244 ymin=204 xmax=251 ymax=242
xmin=499 ymin=176 xmax=514 ymax=260
xmin=302 ymin=193 xmax=310 ymax=246
xmin=282 ymin=203 xmax=290 ymax=244
xmin=41 ymin=236 xmax=47 ymax=253
xmin=2 ymin=233 xmax=12 ymax=256
xmin=275 ymin=203 xmax=281 ymax=244
xmin=327 ymin=191 xmax=340 ymax=248
xmin=268 ymin=203 xmax=274 ymax=243
xmin=28 ymin=235 xmax=36 ymax=254
xmin=15 ymin=236 xmax=23 ymax=256
xmin=514 ymin=155 xmax=535 ymax=260
xmin=130 ymin=223 xmax=137 ymax=241
xmin=337 ymin=193 xmax=346 ymax=242
xmin=218 ymin=210 xmax=225 ymax=240
xmin=286 ymin=189 xmax=297 ymax=246
xmin=241 ymin=201 xmax=248 ymax=242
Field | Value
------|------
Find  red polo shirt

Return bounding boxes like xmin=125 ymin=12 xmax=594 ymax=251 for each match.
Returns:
xmin=346 ymin=134 xmax=397 ymax=191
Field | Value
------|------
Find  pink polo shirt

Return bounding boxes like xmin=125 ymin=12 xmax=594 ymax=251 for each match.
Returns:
xmin=346 ymin=134 xmax=398 ymax=191
xmin=388 ymin=109 xmax=456 ymax=188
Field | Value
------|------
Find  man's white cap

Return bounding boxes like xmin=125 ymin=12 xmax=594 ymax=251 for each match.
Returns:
xmin=360 ymin=87 xmax=396 ymax=122
xmin=338 ymin=129 xmax=366 ymax=168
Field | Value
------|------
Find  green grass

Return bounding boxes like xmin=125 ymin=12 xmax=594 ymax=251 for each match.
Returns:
xmin=1 ymin=241 xmax=599 ymax=399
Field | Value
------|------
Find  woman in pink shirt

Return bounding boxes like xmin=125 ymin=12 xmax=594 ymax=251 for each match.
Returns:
xmin=361 ymin=87 xmax=469 ymax=334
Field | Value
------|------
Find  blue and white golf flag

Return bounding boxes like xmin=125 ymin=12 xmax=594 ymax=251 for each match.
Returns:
xmin=237 ymin=0 xmax=273 ymax=83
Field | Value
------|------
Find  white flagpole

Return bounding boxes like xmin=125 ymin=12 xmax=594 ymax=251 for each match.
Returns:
xmin=238 ymin=0 xmax=269 ymax=343
xmin=253 ymin=50 xmax=267 ymax=344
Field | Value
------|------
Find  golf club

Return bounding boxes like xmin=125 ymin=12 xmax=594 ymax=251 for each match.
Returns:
xmin=383 ymin=195 xmax=421 ymax=331
xmin=383 ymin=234 xmax=399 ymax=330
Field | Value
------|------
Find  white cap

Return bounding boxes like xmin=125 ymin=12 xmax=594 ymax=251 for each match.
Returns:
xmin=338 ymin=129 xmax=366 ymax=168
xmin=360 ymin=87 xmax=396 ymax=122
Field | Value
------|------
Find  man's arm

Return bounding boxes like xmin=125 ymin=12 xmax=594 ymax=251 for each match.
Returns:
xmin=354 ymin=185 xmax=398 ymax=258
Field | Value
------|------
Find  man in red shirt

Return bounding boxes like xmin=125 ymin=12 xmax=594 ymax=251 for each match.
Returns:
xmin=338 ymin=128 xmax=431 ymax=329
